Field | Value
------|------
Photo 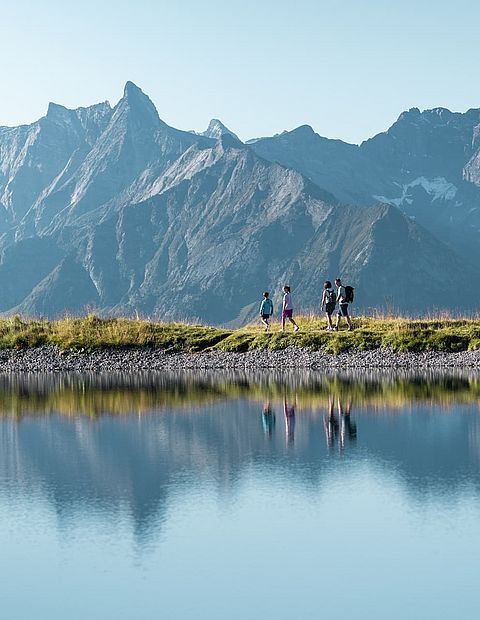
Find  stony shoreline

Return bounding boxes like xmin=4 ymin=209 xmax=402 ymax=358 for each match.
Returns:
xmin=1 ymin=346 xmax=480 ymax=372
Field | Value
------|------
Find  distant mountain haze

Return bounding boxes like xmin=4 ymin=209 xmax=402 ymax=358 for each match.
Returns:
xmin=1 ymin=82 xmax=479 ymax=322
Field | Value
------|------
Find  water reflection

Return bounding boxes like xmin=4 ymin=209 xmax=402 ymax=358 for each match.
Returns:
xmin=0 ymin=372 xmax=479 ymax=541
xmin=262 ymin=401 xmax=275 ymax=438
xmin=283 ymin=397 xmax=296 ymax=445
xmin=1 ymin=371 xmax=480 ymax=619
xmin=1 ymin=369 xmax=480 ymax=417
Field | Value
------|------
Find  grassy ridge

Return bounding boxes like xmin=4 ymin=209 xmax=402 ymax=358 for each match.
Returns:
xmin=1 ymin=314 xmax=480 ymax=353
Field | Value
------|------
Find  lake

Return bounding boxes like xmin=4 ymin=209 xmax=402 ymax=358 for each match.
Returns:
xmin=0 ymin=371 xmax=479 ymax=619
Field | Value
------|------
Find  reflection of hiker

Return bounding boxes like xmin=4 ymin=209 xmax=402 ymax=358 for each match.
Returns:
xmin=323 ymin=397 xmax=339 ymax=448
xmin=338 ymin=399 xmax=357 ymax=450
xmin=262 ymin=402 xmax=276 ymax=438
xmin=281 ymin=285 xmax=299 ymax=333
xmin=321 ymin=281 xmax=336 ymax=331
xmin=334 ymin=278 xmax=353 ymax=331
xmin=260 ymin=292 xmax=274 ymax=331
xmin=283 ymin=397 xmax=296 ymax=445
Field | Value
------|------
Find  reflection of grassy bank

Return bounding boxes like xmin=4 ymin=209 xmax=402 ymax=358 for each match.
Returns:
xmin=1 ymin=315 xmax=480 ymax=353
xmin=1 ymin=372 xmax=480 ymax=418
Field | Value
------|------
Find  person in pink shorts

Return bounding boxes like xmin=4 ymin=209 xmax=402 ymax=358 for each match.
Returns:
xmin=281 ymin=285 xmax=299 ymax=332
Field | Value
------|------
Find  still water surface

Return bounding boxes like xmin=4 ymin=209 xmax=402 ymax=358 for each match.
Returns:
xmin=1 ymin=371 xmax=480 ymax=619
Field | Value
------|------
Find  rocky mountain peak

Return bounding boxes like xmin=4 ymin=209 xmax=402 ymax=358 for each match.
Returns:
xmin=114 ymin=81 xmax=162 ymax=128
xmin=290 ymin=124 xmax=316 ymax=136
xmin=46 ymin=102 xmax=72 ymax=122
xmin=396 ymin=107 xmax=422 ymax=123
xmin=123 ymin=80 xmax=144 ymax=98
xmin=202 ymin=118 xmax=239 ymax=141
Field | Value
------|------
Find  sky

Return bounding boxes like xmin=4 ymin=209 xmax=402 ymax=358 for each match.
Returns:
xmin=1 ymin=0 xmax=480 ymax=144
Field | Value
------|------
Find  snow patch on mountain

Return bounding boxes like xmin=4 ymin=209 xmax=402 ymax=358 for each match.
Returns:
xmin=374 ymin=177 xmax=457 ymax=206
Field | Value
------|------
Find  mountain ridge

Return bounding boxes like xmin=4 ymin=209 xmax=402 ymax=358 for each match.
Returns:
xmin=1 ymin=82 xmax=480 ymax=322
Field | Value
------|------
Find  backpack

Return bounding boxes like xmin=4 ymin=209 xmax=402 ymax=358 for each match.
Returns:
xmin=344 ymin=286 xmax=354 ymax=303
xmin=326 ymin=289 xmax=336 ymax=304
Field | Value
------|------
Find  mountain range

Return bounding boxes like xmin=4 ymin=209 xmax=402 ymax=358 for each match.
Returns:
xmin=1 ymin=81 xmax=480 ymax=323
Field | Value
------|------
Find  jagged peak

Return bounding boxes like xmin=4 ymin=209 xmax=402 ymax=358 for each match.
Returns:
xmin=202 ymin=118 xmax=239 ymax=141
xmin=46 ymin=102 xmax=71 ymax=118
xmin=396 ymin=107 xmax=421 ymax=123
xmin=123 ymin=81 xmax=144 ymax=98
xmin=75 ymin=100 xmax=111 ymax=113
xmin=113 ymin=81 xmax=162 ymax=126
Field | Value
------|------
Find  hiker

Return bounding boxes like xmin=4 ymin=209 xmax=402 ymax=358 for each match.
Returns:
xmin=334 ymin=278 xmax=354 ymax=331
xmin=321 ymin=280 xmax=336 ymax=330
xmin=281 ymin=285 xmax=299 ymax=332
xmin=259 ymin=291 xmax=274 ymax=331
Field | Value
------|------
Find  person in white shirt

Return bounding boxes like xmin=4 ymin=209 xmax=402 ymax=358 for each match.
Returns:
xmin=334 ymin=278 xmax=353 ymax=331
xmin=281 ymin=285 xmax=299 ymax=332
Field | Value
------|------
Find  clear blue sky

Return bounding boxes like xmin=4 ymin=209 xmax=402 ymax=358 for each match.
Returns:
xmin=1 ymin=0 xmax=479 ymax=143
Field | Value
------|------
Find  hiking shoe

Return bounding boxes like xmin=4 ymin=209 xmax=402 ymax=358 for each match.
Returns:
xmin=348 ymin=326 xmax=354 ymax=331
xmin=294 ymin=325 xmax=299 ymax=332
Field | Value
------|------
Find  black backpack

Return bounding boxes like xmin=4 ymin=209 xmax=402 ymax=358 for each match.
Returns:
xmin=344 ymin=286 xmax=354 ymax=303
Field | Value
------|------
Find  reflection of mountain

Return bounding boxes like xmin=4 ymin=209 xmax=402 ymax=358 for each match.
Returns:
xmin=1 ymin=373 xmax=480 ymax=544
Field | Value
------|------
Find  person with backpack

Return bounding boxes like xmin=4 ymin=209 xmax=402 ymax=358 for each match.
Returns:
xmin=334 ymin=278 xmax=354 ymax=331
xmin=259 ymin=291 xmax=274 ymax=331
xmin=321 ymin=280 xmax=336 ymax=330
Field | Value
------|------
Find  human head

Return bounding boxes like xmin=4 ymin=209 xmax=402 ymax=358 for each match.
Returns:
xmin=335 ymin=278 xmax=342 ymax=287
xmin=263 ymin=291 xmax=269 ymax=298
xmin=324 ymin=280 xmax=332 ymax=289
xmin=283 ymin=285 xmax=291 ymax=293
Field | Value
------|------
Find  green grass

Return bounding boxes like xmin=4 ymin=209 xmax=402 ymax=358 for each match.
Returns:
xmin=1 ymin=314 xmax=480 ymax=353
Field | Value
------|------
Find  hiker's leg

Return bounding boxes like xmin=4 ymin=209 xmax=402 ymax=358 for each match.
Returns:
xmin=345 ymin=307 xmax=353 ymax=329
xmin=327 ymin=313 xmax=333 ymax=329
xmin=281 ymin=316 xmax=286 ymax=331
xmin=261 ymin=317 xmax=268 ymax=328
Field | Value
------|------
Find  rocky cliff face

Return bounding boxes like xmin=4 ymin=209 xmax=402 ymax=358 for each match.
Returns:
xmin=1 ymin=83 xmax=480 ymax=322
xmin=251 ymin=107 xmax=480 ymax=263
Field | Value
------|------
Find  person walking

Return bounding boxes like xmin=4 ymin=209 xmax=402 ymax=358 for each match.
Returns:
xmin=334 ymin=278 xmax=353 ymax=331
xmin=259 ymin=292 xmax=274 ymax=331
xmin=321 ymin=280 xmax=336 ymax=330
xmin=281 ymin=285 xmax=299 ymax=332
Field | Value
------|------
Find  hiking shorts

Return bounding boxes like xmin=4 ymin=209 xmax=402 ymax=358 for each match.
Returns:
xmin=282 ymin=309 xmax=293 ymax=319
xmin=325 ymin=302 xmax=336 ymax=316
xmin=337 ymin=303 xmax=349 ymax=317
xmin=261 ymin=314 xmax=271 ymax=320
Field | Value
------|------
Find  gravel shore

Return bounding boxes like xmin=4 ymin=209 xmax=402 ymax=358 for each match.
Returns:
xmin=1 ymin=346 xmax=480 ymax=372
